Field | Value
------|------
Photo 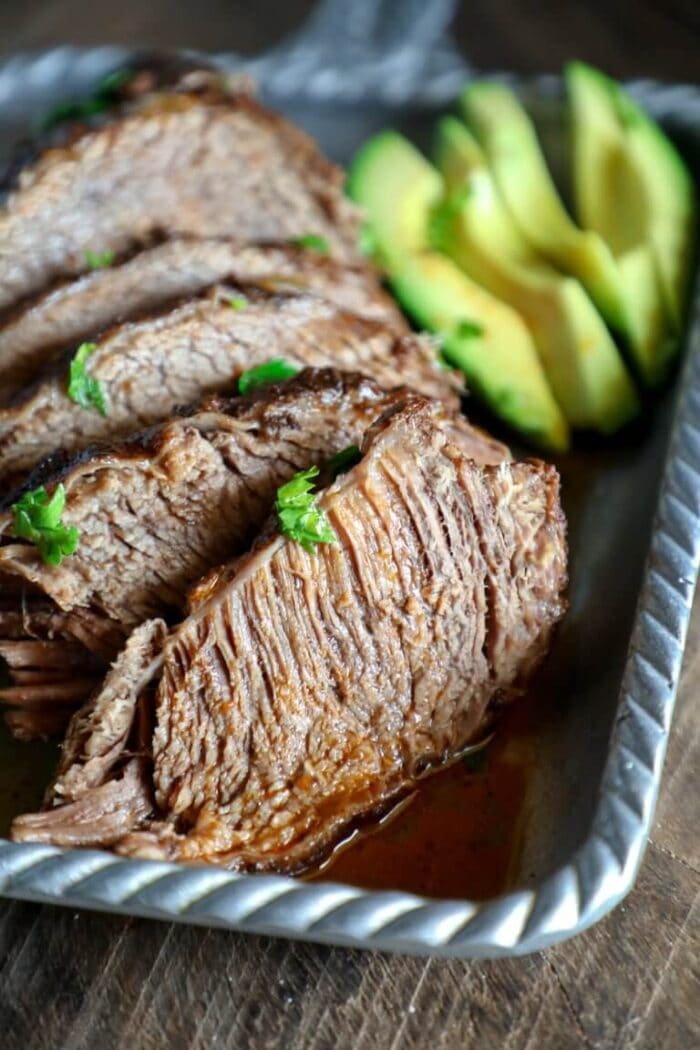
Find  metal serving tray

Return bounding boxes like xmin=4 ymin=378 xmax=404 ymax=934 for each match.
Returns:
xmin=0 ymin=0 xmax=699 ymax=958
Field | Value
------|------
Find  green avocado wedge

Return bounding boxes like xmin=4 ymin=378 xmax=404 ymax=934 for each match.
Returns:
xmin=347 ymin=130 xmax=570 ymax=450
xmin=459 ymin=81 xmax=630 ymax=338
xmin=346 ymin=131 xmax=443 ymax=270
xmin=433 ymin=118 xmax=640 ymax=433
xmin=567 ymin=61 xmax=695 ymax=382
xmin=392 ymin=254 xmax=569 ymax=451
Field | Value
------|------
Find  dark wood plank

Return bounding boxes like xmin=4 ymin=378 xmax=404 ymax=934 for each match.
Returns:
xmin=453 ymin=0 xmax=700 ymax=80
xmin=0 ymin=0 xmax=697 ymax=82
xmin=0 ymin=0 xmax=314 ymax=56
xmin=1 ymin=839 xmax=697 ymax=1049
xmin=652 ymin=618 xmax=700 ymax=873
xmin=545 ymin=843 xmax=700 ymax=1049
xmin=632 ymin=891 xmax=700 ymax=1050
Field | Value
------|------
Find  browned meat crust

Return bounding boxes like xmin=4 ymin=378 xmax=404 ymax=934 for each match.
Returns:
xmin=0 ymin=371 xmax=497 ymax=738
xmin=0 ymin=370 xmax=483 ymax=635
xmin=0 ymin=289 xmax=459 ymax=485
xmin=0 ymin=71 xmax=363 ymax=314
xmin=0 ymin=239 xmax=405 ymax=402
xmin=12 ymin=399 xmax=567 ymax=870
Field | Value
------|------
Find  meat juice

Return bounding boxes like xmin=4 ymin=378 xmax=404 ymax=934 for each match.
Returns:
xmin=309 ymin=688 xmax=544 ymax=900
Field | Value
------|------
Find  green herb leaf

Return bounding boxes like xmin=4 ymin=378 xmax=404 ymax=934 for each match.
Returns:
xmin=454 ymin=319 xmax=484 ymax=340
xmin=11 ymin=484 xmax=79 ymax=566
xmin=293 ymin=234 xmax=330 ymax=254
xmin=237 ymin=359 xmax=299 ymax=396
xmin=85 ymin=249 xmax=115 ymax=270
xmin=428 ymin=186 xmax=472 ymax=252
xmin=97 ymin=68 xmax=134 ymax=96
xmin=40 ymin=67 xmax=133 ymax=133
xmin=326 ymin=444 xmax=361 ymax=478
xmin=275 ymin=466 xmax=336 ymax=552
xmin=39 ymin=101 xmax=86 ymax=130
xmin=67 ymin=342 xmax=108 ymax=416
xmin=228 ymin=296 xmax=248 ymax=311
xmin=357 ymin=222 xmax=378 ymax=258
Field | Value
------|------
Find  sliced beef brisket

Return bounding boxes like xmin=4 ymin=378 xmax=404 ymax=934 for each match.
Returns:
xmin=0 ymin=239 xmax=405 ymax=401
xmin=12 ymin=398 xmax=567 ymax=869
xmin=0 ymin=288 xmax=458 ymax=485
xmin=1 ymin=369 xmax=466 ymax=633
xmin=0 ymin=370 xmax=497 ymax=734
xmin=0 ymin=73 xmax=362 ymax=313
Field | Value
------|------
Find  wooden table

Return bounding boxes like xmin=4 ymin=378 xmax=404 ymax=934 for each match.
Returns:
xmin=0 ymin=3 xmax=698 ymax=1047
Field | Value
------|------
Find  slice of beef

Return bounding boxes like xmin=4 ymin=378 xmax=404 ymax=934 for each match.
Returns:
xmin=11 ymin=620 xmax=172 ymax=843
xmin=0 ymin=599 xmax=77 ymax=642
xmin=0 ymin=596 xmax=123 ymax=656
xmin=49 ymin=619 xmax=166 ymax=805
xmin=0 ymin=72 xmax=362 ymax=314
xmin=0 ymin=369 xmax=488 ymax=637
xmin=0 ymin=288 xmax=458 ymax=485
xmin=11 ymin=759 xmax=153 ymax=847
xmin=13 ymin=398 xmax=567 ymax=868
xmin=0 ymin=239 xmax=405 ymax=401
xmin=0 ymin=370 xmax=496 ymax=737
xmin=5 ymin=705 xmax=80 ymax=742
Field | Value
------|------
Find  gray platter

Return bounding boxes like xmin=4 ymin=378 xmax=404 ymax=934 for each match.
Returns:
xmin=0 ymin=0 xmax=699 ymax=958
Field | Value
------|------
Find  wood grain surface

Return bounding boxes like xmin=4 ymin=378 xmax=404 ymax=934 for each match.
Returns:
xmin=0 ymin=3 xmax=699 ymax=1047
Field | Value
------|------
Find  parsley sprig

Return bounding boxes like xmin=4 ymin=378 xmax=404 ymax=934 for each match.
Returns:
xmin=275 ymin=466 xmax=335 ymax=552
xmin=238 ymin=359 xmax=299 ymax=396
xmin=293 ymin=233 xmax=330 ymax=254
xmin=67 ymin=342 xmax=108 ymax=416
xmin=11 ymin=485 xmax=79 ymax=566
xmin=357 ymin=222 xmax=378 ymax=259
xmin=40 ymin=68 xmax=133 ymax=133
xmin=85 ymin=248 xmax=115 ymax=270
xmin=326 ymin=445 xmax=361 ymax=478
xmin=455 ymin=319 xmax=484 ymax=339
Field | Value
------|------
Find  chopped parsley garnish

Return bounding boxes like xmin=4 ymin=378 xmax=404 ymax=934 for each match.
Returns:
xmin=67 ymin=342 xmax=108 ymax=416
xmin=455 ymin=319 xmax=484 ymax=340
xmin=229 ymin=296 xmax=248 ymax=311
xmin=11 ymin=485 xmax=79 ymax=566
xmin=293 ymin=234 xmax=330 ymax=254
xmin=275 ymin=466 xmax=336 ymax=552
xmin=327 ymin=445 xmax=361 ymax=478
xmin=612 ymin=84 xmax=643 ymax=130
xmin=428 ymin=186 xmax=472 ymax=252
xmin=357 ymin=222 xmax=378 ymax=258
xmin=40 ymin=67 xmax=133 ymax=133
xmin=237 ymin=359 xmax=299 ymax=396
xmin=85 ymin=249 xmax=115 ymax=270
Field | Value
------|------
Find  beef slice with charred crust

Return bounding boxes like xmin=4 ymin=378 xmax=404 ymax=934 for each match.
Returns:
xmin=0 ymin=369 xmax=491 ymax=638
xmin=0 ymin=239 xmax=405 ymax=401
xmin=49 ymin=618 xmax=166 ymax=805
xmin=0 ymin=75 xmax=362 ymax=313
xmin=0 ymin=370 xmax=498 ymax=736
xmin=11 ymin=619 xmax=164 ymax=844
xmin=13 ymin=398 xmax=567 ymax=869
xmin=0 ymin=287 xmax=458 ymax=485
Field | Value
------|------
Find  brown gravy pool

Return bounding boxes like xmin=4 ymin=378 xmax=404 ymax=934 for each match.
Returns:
xmin=307 ymin=689 xmax=541 ymax=900
xmin=0 ymin=685 xmax=540 ymax=896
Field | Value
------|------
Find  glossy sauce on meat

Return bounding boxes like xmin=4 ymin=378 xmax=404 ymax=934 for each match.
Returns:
xmin=310 ymin=686 xmax=540 ymax=900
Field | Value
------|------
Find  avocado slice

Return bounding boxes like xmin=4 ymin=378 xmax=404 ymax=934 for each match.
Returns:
xmin=433 ymin=118 xmax=639 ymax=433
xmin=567 ymin=61 xmax=695 ymax=379
xmin=346 ymin=131 xmax=443 ymax=270
xmin=347 ymin=130 xmax=569 ymax=449
xmin=393 ymin=253 xmax=569 ymax=450
xmin=459 ymin=81 xmax=629 ymax=337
